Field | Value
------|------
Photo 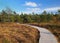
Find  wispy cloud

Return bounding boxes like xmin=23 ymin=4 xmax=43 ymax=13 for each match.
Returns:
xmin=27 ymin=8 xmax=41 ymax=12
xmin=18 ymin=7 xmax=60 ymax=14
xmin=24 ymin=1 xmax=38 ymax=7
xmin=23 ymin=8 xmax=42 ymax=14
xmin=44 ymin=7 xmax=60 ymax=12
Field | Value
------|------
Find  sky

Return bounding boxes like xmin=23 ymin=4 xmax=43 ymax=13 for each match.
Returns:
xmin=0 ymin=0 xmax=60 ymax=14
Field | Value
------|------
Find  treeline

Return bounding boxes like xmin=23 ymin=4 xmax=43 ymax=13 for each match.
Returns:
xmin=0 ymin=8 xmax=60 ymax=23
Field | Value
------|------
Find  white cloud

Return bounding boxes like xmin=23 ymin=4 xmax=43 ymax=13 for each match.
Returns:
xmin=18 ymin=7 xmax=60 ymax=14
xmin=25 ymin=1 xmax=38 ymax=7
xmin=27 ymin=8 xmax=41 ymax=12
xmin=24 ymin=8 xmax=42 ymax=14
xmin=24 ymin=7 xmax=60 ymax=14
xmin=44 ymin=7 xmax=60 ymax=12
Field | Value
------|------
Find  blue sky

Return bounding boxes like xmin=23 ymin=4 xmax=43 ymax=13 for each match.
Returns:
xmin=0 ymin=0 xmax=60 ymax=14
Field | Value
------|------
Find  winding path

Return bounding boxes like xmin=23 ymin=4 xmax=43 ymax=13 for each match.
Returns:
xmin=27 ymin=25 xmax=58 ymax=43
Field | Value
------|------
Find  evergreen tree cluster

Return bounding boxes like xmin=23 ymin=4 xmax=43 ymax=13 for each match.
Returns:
xmin=0 ymin=8 xmax=60 ymax=23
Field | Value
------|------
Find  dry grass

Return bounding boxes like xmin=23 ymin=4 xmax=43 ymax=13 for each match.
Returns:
xmin=0 ymin=22 xmax=40 ymax=43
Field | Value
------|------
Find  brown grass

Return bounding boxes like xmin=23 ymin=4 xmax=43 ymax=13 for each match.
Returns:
xmin=0 ymin=22 xmax=40 ymax=43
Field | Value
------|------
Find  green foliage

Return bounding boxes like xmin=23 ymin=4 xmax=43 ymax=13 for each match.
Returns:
xmin=0 ymin=8 xmax=60 ymax=23
xmin=58 ymin=9 xmax=60 ymax=14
